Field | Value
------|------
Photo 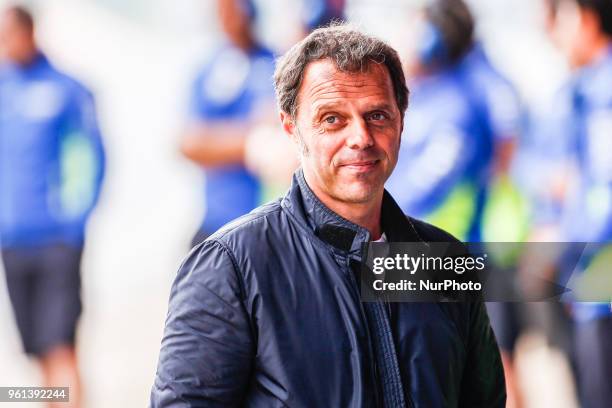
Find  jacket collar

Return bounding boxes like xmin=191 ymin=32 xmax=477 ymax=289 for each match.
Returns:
xmin=281 ymin=169 xmax=423 ymax=255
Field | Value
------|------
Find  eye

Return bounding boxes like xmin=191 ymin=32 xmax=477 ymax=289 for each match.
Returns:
xmin=324 ymin=115 xmax=338 ymax=124
xmin=368 ymin=112 xmax=387 ymax=121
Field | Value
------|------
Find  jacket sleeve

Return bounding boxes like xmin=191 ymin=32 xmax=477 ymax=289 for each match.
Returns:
xmin=150 ymin=240 xmax=254 ymax=407
xmin=57 ymin=85 xmax=106 ymax=223
xmin=458 ymin=301 xmax=506 ymax=408
xmin=76 ymin=88 xmax=105 ymax=213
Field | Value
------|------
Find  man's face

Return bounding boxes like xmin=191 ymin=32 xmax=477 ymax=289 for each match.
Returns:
xmin=282 ymin=59 xmax=403 ymax=206
xmin=545 ymin=0 xmax=588 ymax=67
xmin=0 ymin=11 xmax=34 ymax=64
xmin=217 ymin=0 xmax=251 ymax=48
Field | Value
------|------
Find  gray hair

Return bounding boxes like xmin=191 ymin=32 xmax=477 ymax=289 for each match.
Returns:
xmin=274 ymin=24 xmax=409 ymax=120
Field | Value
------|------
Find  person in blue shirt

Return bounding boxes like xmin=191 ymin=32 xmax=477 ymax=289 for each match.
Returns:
xmin=386 ymin=0 xmax=497 ymax=243
xmin=539 ymin=1 xmax=612 ymax=406
xmin=180 ymin=0 xmax=277 ymax=246
xmin=387 ymin=1 xmax=527 ymax=405
xmin=0 ymin=5 xmax=105 ymax=406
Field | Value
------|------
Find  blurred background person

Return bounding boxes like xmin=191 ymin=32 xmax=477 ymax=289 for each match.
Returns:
xmin=244 ymin=0 xmax=347 ymax=196
xmin=460 ymin=17 xmax=528 ymax=246
xmin=537 ymin=0 xmax=612 ymax=406
xmin=0 ymin=4 xmax=105 ymax=407
xmin=387 ymin=0 xmax=488 ymax=243
xmin=386 ymin=0 xmax=526 ymax=405
xmin=387 ymin=0 xmax=519 ymax=243
xmin=179 ymin=0 xmax=280 ymax=246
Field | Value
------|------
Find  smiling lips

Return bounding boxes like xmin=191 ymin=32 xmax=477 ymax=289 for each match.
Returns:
xmin=339 ymin=159 xmax=380 ymax=171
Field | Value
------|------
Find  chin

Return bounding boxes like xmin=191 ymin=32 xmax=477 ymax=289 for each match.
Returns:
xmin=336 ymin=183 xmax=381 ymax=204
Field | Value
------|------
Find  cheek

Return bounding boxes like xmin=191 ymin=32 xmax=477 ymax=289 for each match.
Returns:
xmin=375 ymin=129 xmax=401 ymax=157
xmin=13 ymin=37 xmax=28 ymax=52
xmin=312 ymin=136 xmax=344 ymax=167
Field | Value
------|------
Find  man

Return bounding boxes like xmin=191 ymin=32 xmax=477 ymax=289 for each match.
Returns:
xmin=180 ymin=0 xmax=279 ymax=246
xmin=537 ymin=1 xmax=612 ymax=406
xmin=0 ymin=5 xmax=105 ymax=407
xmin=152 ymin=25 xmax=505 ymax=407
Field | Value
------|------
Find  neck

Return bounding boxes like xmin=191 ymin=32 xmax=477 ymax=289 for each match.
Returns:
xmin=303 ymin=172 xmax=383 ymax=240
xmin=577 ymin=35 xmax=610 ymax=68
xmin=232 ymin=34 xmax=255 ymax=53
xmin=16 ymin=47 xmax=39 ymax=67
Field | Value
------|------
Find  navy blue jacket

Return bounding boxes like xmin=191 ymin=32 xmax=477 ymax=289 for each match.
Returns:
xmin=151 ymin=170 xmax=505 ymax=407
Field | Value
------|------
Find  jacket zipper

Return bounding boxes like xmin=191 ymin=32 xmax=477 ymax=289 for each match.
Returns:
xmin=341 ymin=253 xmax=384 ymax=407
xmin=345 ymin=254 xmax=416 ymax=408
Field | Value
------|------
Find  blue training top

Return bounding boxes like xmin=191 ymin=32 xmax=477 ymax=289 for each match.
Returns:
xmin=386 ymin=60 xmax=496 ymax=242
xmin=0 ymin=53 xmax=105 ymax=248
xmin=189 ymin=43 xmax=275 ymax=234
xmin=459 ymin=44 xmax=523 ymax=143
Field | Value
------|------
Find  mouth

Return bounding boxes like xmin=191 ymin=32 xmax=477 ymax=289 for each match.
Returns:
xmin=340 ymin=160 xmax=380 ymax=171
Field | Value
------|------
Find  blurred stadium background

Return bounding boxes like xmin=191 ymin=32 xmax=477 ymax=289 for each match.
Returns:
xmin=0 ymin=0 xmax=584 ymax=406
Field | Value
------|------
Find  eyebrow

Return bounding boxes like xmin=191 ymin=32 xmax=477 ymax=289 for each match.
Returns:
xmin=312 ymin=101 xmax=345 ymax=120
xmin=365 ymin=103 xmax=396 ymax=113
xmin=312 ymin=101 xmax=397 ymax=120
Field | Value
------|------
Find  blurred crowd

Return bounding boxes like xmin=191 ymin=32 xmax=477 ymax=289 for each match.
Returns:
xmin=0 ymin=0 xmax=611 ymax=407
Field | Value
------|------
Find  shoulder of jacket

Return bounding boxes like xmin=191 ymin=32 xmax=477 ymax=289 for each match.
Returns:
xmin=207 ymin=199 xmax=285 ymax=244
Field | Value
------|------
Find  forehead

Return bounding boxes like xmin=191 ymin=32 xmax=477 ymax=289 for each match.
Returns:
xmin=297 ymin=59 xmax=396 ymax=115
xmin=0 ymin=11 xmax=25 ymax=32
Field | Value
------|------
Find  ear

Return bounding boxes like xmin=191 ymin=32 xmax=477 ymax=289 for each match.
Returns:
xmin=280 ymin=111 xmax=299 ymax=144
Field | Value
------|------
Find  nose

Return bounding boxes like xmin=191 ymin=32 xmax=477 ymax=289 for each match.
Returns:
xmin=345 ymin=117 xmax=374 ymax=150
